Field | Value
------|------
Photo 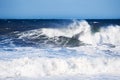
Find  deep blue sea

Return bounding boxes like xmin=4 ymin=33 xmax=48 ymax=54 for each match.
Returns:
xmin=0 ymin=19 xmax=120 ymax=80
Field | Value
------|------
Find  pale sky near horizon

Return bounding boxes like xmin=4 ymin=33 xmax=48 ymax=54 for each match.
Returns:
xmin=0 ymin=0 xmax=120 ymax=19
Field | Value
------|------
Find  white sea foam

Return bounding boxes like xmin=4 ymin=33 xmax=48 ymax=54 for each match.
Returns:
xmin=0 ymin=56 xmax=120 ymax=78
xmin=0 ymin=44 xmax=120 ymax=78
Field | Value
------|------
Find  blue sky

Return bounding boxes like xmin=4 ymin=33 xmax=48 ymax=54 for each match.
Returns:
xmin=0 ymin=0 xmax=120 ymax=19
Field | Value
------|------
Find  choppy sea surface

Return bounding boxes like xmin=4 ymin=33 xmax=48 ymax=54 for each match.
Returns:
xmin=0 ymin=19 xmax=120 ymax=80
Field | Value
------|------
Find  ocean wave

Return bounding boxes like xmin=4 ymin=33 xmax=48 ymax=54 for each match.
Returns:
xmin=0 ymin=20 xmax=120 ymax=79
xmin=16 ymin=20 xmax=120 ymax=47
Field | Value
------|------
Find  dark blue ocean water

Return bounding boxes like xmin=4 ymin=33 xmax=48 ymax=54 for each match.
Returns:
xmin=0 ymin=19 xmax=120 ymax=34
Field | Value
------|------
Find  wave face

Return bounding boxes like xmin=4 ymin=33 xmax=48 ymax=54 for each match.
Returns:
xmin=0 ymin=19 xmax=120 ymax=79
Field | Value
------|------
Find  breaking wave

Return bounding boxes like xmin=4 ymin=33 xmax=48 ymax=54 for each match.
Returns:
xmin=0 ymin=20 xmax=120 ymax=79
xmin=17 ymin=20 xmax=120 ymax=47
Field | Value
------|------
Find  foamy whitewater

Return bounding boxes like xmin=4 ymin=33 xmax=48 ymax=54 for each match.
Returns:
xmin=0 ymin=20 xmax=120 ymax=80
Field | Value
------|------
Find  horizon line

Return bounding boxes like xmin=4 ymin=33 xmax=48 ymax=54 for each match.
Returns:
xmin=0 ymin=18 xmax=120 ymax=20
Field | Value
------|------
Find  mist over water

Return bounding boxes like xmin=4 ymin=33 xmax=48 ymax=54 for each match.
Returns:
xmin=0 ymin=19 xmax=120 ymax=79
